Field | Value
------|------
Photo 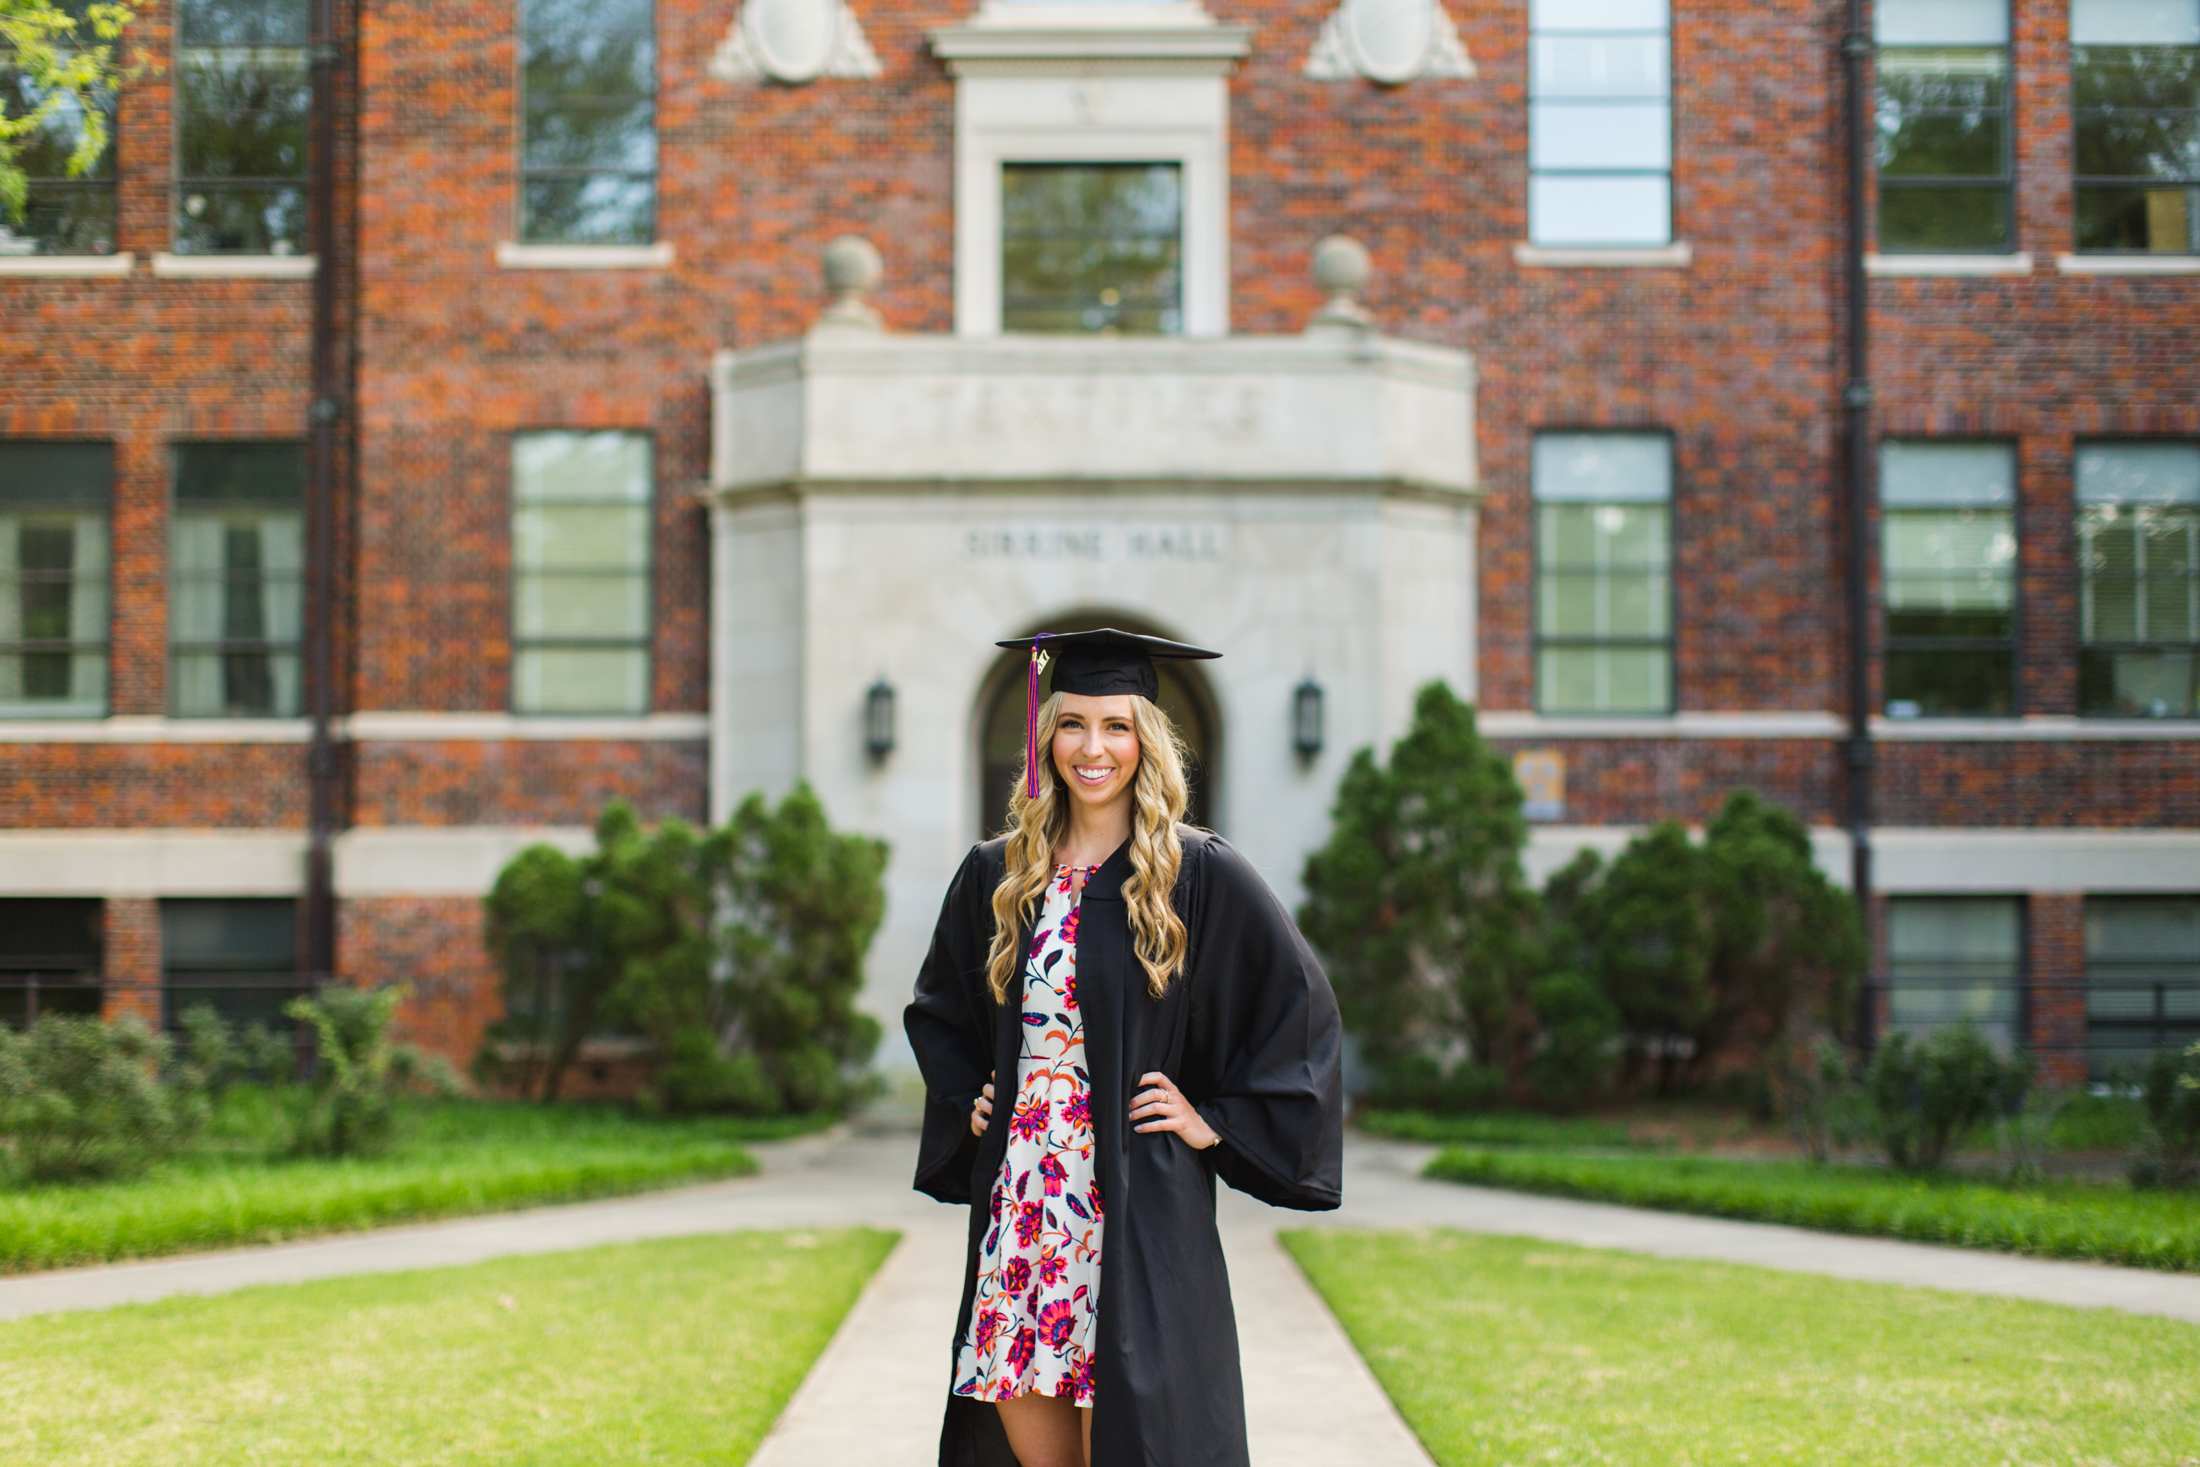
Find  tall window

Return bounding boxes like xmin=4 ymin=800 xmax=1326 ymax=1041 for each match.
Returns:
xmin=1533 ymin=432 xmax=1673 ymax=714
xmin=1888 ymin=896 xmax=2024 ymax=1051
xmin=1881 ymin=441 xmax=2017 ymax=718
xmin=512 ymin=432 xmax=652 ymax=714
xmin=0 ymin=443 xmax=110 ymax=719
xmin=520 ymin=0 xmax=656 ymax=245
xmin=0 ymin=1 xmax=119 ymax=255
xmin=2078 ymin=442 xmax=2200 ymax=717
xmin=2073 ymin=0 xmax=2200 ymax=254
xmin=160 ymin=897 xmax=298 ymax=1028
xmin=170 ymin=444 xmax=303 ymax=718
xmin=1527 ymin=0 xmax=1671 ymax=248
xmin=1875 ymin=0 xmax=2013 ymax=252
xmin=2085 ymin=896 xmax=2200 ymax=1080
xmin=1001 ymin=164 xmax=1182 ymax=335
xmin=174 ymin=0 xmax=311 ymax=255
xmin=0 ymin=898 xmax=104 ymax=1028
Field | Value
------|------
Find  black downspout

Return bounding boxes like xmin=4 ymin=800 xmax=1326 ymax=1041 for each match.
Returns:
xmin=1842 ymin=0 xmax=1876 ymax=1055
xmin=304 ymin=0 xmax=342 ymax=984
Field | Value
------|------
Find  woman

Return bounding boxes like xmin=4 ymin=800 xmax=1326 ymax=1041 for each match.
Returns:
xmin=906 ymin=628 xmax=1345 ymax=1467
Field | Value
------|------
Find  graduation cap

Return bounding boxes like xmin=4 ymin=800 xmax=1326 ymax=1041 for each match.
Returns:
xmin=996 ymin=628 xmax=1221 ymax=797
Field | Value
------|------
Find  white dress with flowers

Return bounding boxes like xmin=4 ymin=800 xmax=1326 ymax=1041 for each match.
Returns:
xmin=953 ymin=863 xmax=1105 ymax=1406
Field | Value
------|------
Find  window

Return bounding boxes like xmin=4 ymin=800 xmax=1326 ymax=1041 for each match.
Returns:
xmin=520 ymin=0 xmax=655 ymax=245
xmin=2073 ymin=0 xmax=2200 ymax=253
xmin=1528 ymin=0 xmax=1671 ymax=247
xmin=1881 ymin=441 xmax=2017 ymax=717
xmin=1888 ymin=896 xmax=2023 ymax=1051
xmin=160 ymin=898 xmax=299 ymax=1028
xmin=1874 ymin=0 xmax=2013 ymax=252
xmin=174 ymin=0 xmax=311 ymax=254
xmin=0 ymin=443 xmax=110 ymax=719
xmin=1000 ymin=164 xmax=1182 ymax=335
xmin=0 ymin=898 xmax=103 ymax=1028
xmin=2078 ymin=442 xmax=2200 ymax=717
xmin=2086 ymin=896 xmax=2200 ymax=1080
xmin=512 ymin=432 xmax=652 ymax=714
xmin=1533 ymin=432 xmax=1672 ymax=714
xmin=0 ymin=0 xmax=119 ymax=255
xmin=170 ymin=444 xmax=304 ymax=718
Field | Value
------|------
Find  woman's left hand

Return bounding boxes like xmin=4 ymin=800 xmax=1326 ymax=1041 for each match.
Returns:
xmin=1131 ymin=1071 xmax=1220 ymax=1151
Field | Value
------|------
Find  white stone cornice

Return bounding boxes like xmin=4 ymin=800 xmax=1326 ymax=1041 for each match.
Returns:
xmin=709 ymin=332 xmax=1476 ymax=495
xmin=344 ymin=711 xmax=709 ymax=742
xmin=930 ymin=1 xmax=1251 ymax=71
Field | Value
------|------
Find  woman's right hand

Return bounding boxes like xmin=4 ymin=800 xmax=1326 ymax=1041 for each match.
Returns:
xmin=971 ymin=1079 xmax=995 ymax=1137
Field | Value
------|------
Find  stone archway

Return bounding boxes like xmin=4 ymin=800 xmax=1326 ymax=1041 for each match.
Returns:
xmin=975 ymin=614 xmax=1221 ymax=840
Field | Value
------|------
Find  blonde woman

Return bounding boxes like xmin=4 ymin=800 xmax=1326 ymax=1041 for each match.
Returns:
xmin=907 ymin=628 xmax=1344 ymax=1467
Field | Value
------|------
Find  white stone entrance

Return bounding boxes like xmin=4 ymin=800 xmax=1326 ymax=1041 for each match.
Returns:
xmin=706 ymin=324 xmax=1478 ymax=1064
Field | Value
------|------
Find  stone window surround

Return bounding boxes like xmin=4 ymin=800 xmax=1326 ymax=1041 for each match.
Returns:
xmin=1514 ymin=242 xmax=1693 ymax=268
xmin=932 ymin=3 xmax=1251 ymax=339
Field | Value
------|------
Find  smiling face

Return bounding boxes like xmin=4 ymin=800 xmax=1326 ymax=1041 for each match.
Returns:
xmin=1051 ymin=693 xmax=1142 ymax=815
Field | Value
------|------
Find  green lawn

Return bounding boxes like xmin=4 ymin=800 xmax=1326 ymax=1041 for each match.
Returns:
xmin=0 ymin=1099 xmax=825 ymax=1274
xmin=1425 ymin=1147 xmax=2200 ymax=1272
xmin=1357 ymin=1110 xmax=1640 ymax=1149
xmin=1286 ymin=1228 xmax=2200 ymax=1467
xmin=0 ymin=1228 xmax=895 ymax=1467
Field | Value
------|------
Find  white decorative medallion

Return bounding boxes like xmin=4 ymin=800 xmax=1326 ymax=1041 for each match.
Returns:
xmin=710 ymin=0 xmax=880 ymax=84
xmin=1304 ymin=0 xmax=1473 ymax=84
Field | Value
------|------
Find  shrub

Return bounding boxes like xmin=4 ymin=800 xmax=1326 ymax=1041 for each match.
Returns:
xmin=1364 ymin=1055 xmax=1508 ymax=1114
xmin=0 ymin=1016 xmax=193 ymax=1183
xmin=1299 ymin=682 xmax=1536 ymax=1092
xmin=284 ymin=987 xmax=462 ymax=1158
xmin=1863 ymin=1024 xmax=2031 ymax=1172
xmin=1579 ymin=793 xmax=1863 ymax=1094
xmin=2131 ymin=1041 xmax=2200 ymax=1189
xmin=481 ymin=840 xmax=606 ymax=1103
xmin=1525 ymin=970 xmax=1618 ymax=1113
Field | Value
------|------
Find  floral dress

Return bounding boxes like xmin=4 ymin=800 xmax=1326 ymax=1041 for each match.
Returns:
xmin=953 ymin=863 xmax=1105 ymax=1406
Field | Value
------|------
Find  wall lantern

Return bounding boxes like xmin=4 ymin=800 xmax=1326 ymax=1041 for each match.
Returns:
xmin=865 ymin=679 xmax=896 ymax=760
xmin=1292 ymin=677 xmax=1325 ymax=760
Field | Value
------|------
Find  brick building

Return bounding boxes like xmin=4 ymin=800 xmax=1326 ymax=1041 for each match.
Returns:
xmin=2 ymin=0 xmax=2196 ymax=1085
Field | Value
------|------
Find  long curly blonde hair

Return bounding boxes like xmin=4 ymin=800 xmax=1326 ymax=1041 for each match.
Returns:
xmin=986 ymin=691 xmax=1191 ymax=1003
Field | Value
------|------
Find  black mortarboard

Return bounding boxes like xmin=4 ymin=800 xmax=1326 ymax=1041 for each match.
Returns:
xmin=996 ymin=628 xmax=1221 ymax=796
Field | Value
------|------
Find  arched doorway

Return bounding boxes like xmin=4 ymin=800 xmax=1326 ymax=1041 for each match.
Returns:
xmin=976 ymin=617 xmax=1220 ymax=840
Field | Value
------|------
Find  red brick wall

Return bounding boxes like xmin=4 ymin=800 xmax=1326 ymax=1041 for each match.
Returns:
xmin=1489 ymin=737 xmax=1841 ymax=827
xmin=2026 ymin=892 xmax=2086 ymax=1087
xmin=348 ymin=740 xmax=706 ymax=827
xmin=101 ymin=897 xmax=162 ymax=1026
xmin=339 ymin=895 xmax=501 ymax=1069
xmin=0 ymin=746 xmax=310 ymax=828
xmin=1879 ymin=742 xmax=2200 ymax=827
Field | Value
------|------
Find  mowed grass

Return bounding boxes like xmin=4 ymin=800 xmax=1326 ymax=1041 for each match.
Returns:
xmin=1426 ymin=1147 xmax=2200 ymax=1272
xmin=0 ymin=1100 xmax=820 ymax=1274
xmin=1286 ymin=1228 xmax=2200 ymax=1467
xmin=0 ymin=1227 xmax=895 ymax=1467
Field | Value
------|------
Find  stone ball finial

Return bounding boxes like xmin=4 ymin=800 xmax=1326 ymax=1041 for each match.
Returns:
xmin=1308 ymin=234 xmax=1374 ymax=334
xmin=817 ymin=234 xmax=884 ymax=332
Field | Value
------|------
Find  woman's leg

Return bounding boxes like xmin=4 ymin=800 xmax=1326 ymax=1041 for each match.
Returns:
xmin=994 ymin=1392 xmax=1090 ymax=1467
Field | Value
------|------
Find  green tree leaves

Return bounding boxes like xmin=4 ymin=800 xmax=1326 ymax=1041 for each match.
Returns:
xmin=1 ymin=0 xmax=139 ymax=224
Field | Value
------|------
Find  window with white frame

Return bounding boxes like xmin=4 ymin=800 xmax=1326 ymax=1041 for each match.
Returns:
xmin=511 ymin=431 xmax=652 ymax=715
xmin=2085 ymin=895 xmax=2200 ymax=1081
xmin=0 ymin=0 xmax=119 ymax=256
xmin=1874 ymin=0 xmax=2014 ymax=253
xmin=2072 ymin=0 xmax=2200 ymax=254
xmin=1533 ymin=432 xmax=1673 ymax=714
xmin=520 ymin=0 xmax=656 ymax=245
xmin=170 ymin=444 xmax=304 ymax=718
xmin=1881 ymin=440 xmax=2017 ymax=718
xmin=174 ymin=0 xmax=312 ymax=255
xmin=0 ymin=443 xmax=109 ymax=719
xmin=1528 ymin=0 xmax=1672 ymax=248
xmin=2078 ymin=441 xmax=2200 ymax=717
xmin=1001 ymin=164 xmax=1183 ymax=335
xmin=1888 ymin=895 xmax=2024 ymax=1051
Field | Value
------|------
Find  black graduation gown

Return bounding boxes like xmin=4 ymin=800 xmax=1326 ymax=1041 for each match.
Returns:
xmin=905 ymin=826 xmax=1345 ymax=1467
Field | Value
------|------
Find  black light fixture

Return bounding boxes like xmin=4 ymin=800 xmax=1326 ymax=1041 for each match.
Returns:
xmin=864 ymin=678 xmax=896 ymax=760
xmin=1292 ymin=677 xmax=1324 ymax=760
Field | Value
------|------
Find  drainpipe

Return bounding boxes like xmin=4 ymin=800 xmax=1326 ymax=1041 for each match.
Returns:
xmin=1842 ymin=0 xmax=1877 ymax=1054
xmin=303 ymin=0 xmax=344 ymax=983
